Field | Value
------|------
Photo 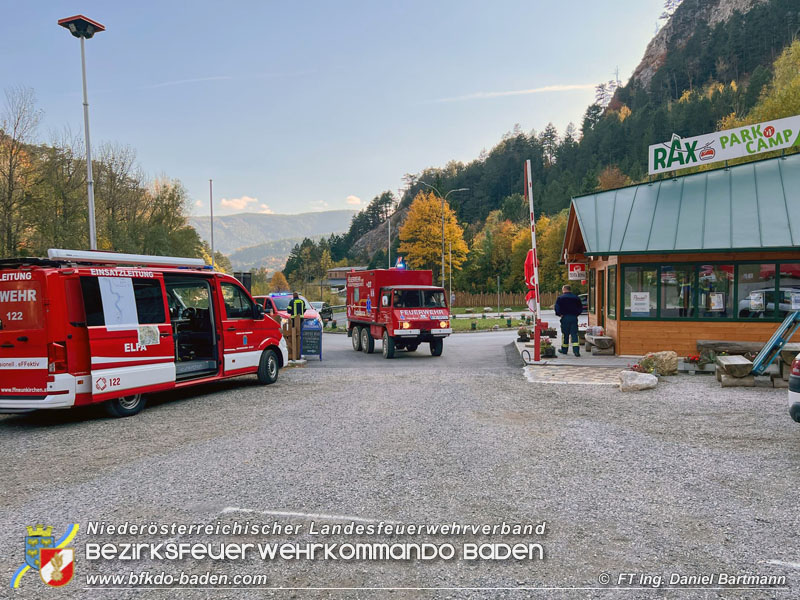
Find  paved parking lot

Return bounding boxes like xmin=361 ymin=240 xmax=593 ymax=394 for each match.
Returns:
xmin=0 ymin=331 xmax=797 ymax=598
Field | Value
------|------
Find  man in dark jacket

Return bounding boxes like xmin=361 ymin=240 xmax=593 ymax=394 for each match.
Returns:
xmin=554 ymin=284 xmax=582 ymax=357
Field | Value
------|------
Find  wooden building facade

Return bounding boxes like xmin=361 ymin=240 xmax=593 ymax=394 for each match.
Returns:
xmin=562 ymin=154 xmax=800 ymax=356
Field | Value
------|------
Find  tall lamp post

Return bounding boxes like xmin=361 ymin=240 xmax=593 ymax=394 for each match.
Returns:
xmin=58 ymin=15 xmax=105 ymax=251
xmin=418 ymin=181 xmax=467 ymax=286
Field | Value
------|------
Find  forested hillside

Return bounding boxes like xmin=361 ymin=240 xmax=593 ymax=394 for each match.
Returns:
xmin=284 ymin=0 xmax=800 ymax=296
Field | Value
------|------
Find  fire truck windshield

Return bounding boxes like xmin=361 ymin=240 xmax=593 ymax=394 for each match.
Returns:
xmin=392 ymin=290 xmax=446 ymax=308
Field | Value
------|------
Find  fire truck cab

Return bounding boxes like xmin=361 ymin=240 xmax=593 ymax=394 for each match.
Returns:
xmin=0 ymin=249 xmax=287 ymax=417
xmin=346 ymin=269 xmax=451 ymax=358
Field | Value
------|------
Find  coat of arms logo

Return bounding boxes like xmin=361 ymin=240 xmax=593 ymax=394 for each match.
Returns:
xmin=11 ymin=523 xmax=79 ymax=589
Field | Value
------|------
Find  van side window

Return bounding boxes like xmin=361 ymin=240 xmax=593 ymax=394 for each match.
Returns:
xmin=221 ymin=282 xmax=254 ymax=319
xmin=81 ymin=277 xmax=104 ymax=326
xmin=80 ymin=277 xmax=166 ymax=326
xmin=133 ymin=279 xmax=166 ymax=324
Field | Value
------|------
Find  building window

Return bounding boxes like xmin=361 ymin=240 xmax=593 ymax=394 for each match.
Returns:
xmin=607 ymin=266 xmax=617 ymax=319
xmin=778 ymin=263 xmax=800 ymax=319
xmin=588 ymin=269 xmax=595 ymax=313
xmin=736 ymin=263 xmax=776 ymax=319
xmin=698 ymin=265 xmax=734 ymax=318
xmin=660 ymin=265 xmax=694 ymax=318
xmin=623 ymin=266 xmax=657 ymax=318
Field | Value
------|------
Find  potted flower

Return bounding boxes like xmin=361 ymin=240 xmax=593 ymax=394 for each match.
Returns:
xmin=471 ymin=319 xmax=477 ymax=330
xmin=541 ymin=337 xmax=556 ymax=358
xmin=542 ymin=326 xmax=557 ymax=338
xmin=517 ymin=326 xmax=530 ymax=342
xmin=678 ymin=353 xmax=715 ymax=374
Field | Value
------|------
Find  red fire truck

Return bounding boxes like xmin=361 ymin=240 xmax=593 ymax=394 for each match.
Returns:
xmin=0 ymin=249 xmax=287 ymax=418
xmin=346 ymin=268 xmax=451 ymax=358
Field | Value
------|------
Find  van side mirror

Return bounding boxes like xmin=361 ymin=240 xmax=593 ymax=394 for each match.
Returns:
xmin=382 ymin=295 xmax=389 ymax=307
xmin=255 ymin=304 xmax=265 ymax=319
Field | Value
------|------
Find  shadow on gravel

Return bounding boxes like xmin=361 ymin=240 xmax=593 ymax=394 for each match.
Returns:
xmin=0 ymin=376 xmax=267 ymax=429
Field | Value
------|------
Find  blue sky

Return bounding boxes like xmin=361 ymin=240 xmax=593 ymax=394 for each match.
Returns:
xmin=3 ymin=1 xmax=663 ymax=216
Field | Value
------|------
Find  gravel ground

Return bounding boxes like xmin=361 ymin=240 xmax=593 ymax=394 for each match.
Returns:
xmin=0 ymin=333 xmax=797 ymax=599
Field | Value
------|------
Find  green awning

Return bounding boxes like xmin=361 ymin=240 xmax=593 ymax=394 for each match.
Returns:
xmin=571 ymin=153 xmax=800 ymax=255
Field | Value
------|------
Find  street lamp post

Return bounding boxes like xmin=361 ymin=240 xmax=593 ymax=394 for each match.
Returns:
xmin=418 ymin=181 xmax=467 ymax=286
xmin=58 ymin=15 xmax=105 ymax=251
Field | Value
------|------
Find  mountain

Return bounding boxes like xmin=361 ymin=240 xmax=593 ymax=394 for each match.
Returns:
xmin=631 ymin=0 xmax=768 ymax=88
xmin=229 ymin=237 xmax=323 ymax=271
xmin=189 ymin=210 xmax=356 ymax=255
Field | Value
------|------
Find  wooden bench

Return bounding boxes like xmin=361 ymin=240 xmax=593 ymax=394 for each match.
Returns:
xmin=585 ymin=334 xmax=615 ymax=355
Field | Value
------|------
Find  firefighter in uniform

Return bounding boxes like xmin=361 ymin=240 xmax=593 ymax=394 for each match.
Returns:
xmin=288 ymin=292 xmax=304 ymax=320
xmin=554 ymin=284 xmax=582 ymax=357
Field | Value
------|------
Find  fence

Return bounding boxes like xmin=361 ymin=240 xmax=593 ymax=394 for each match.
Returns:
xmin=452 ymin=291 xmax=557 ymax=309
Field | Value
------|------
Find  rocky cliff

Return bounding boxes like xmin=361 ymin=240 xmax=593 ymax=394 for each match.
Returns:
xmin=630 ymin=0 xmax=768 ymax=88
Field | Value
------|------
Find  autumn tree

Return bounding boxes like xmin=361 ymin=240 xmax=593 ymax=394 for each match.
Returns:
xmin=269 ymin=271 xmax=290 ymax=292
xmin=596 ymin=165 xmax=632 ymax=191
xmin=510 ymin=209 xmax=571 ymax=297
xmin=397 ymin=191 xmax=468 ymax=283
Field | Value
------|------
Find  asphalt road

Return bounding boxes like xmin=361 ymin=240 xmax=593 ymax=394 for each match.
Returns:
xmin=1 ymin=331 xmax=798 ymax=599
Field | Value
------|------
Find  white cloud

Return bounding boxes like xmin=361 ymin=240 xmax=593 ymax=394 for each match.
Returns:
xmin=259 ymin=203 xmax=274 ymax=214
xmin=220 ymin=195 xmax=258 ymax=211
xmin=194 ymin=200 xmax=203 ymax=208
xmin=434 ymin=83 xmax=596 ymax=103
xmin=345 ymin=195 xmax=362 ymax=205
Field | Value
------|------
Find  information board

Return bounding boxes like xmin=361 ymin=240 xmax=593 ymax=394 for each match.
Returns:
xmin=300 ymin=318 xmax=322 ymax=360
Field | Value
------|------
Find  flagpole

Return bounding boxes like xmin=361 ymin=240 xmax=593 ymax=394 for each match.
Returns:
xmin=525 ymin=160 xmax=542 ymax=362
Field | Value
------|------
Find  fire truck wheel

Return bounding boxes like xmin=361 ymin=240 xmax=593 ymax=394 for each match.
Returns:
xmin=382 ymin=330 xmax=395 ymax=359
xmin=406 ymin=343 xmax=419 ymax=352
xmin=352 ymin=326 xmax=362 ymax=351
xmin=104 ymin=394 xmax=146 ymax=418
xmin=360 ymin=327 xmax=374 ymax=353
xmin=257 ymin=349 xmax=280 ymax=384
xmin=430 ymin=338 xmax=444 ymax=356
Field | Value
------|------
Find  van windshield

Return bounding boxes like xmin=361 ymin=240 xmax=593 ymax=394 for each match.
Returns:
xmin=0 ymin=275 xmax=44 ymax=331
xmin=272 ymin=296 xmax=291 ymax=311
xmin=392 ymin=290 xmax=446 ymax=308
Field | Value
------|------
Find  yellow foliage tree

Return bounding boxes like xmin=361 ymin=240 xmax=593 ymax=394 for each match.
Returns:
xmin=398 ymin=191 xmax=468 ymax=282
xmin=269 ymin=271 xmax=290 ymax=293
xmin=597 ymin=165 xmax=631 ymax=191
xmin=749 ymin=39 xmax=800 ymax=123
xmin=510 ymin=209 xmax=572 ymax=297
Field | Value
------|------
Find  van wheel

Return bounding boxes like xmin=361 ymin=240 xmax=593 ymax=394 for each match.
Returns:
xmin=257 ymin=349 xmax=280 ymax=384
xmin=105 ymin=394 xmax=146 ymax=418
xmin=360 ymin=327 xmax=374 ymax=353
xmin=430 ymin=338 xmax=444 ymax=356
xmin=382 ymin=330 xmax=395 ymax=359
xmin=351 ymin=326 xmax=362 ymax=351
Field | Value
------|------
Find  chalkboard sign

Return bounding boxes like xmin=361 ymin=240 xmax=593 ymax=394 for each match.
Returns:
xmin=300 ymin=318 xmax=322 ymax=360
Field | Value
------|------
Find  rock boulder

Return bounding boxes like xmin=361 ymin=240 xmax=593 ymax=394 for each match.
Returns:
xmin=619 ymin=370 xmax=658 ymax=392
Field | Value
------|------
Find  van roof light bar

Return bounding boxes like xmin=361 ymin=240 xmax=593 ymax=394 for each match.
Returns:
xmin=47 ymin=249 xmax=207 ymax=268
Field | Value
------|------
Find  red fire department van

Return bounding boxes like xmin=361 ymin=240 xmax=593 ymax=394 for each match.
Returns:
xmin=346 ymin=268 xmax=451 ymax=358
xmin=0 ymin=249 xmax=287 ymax=418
